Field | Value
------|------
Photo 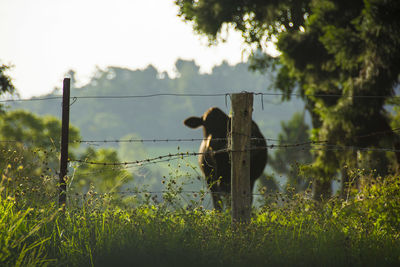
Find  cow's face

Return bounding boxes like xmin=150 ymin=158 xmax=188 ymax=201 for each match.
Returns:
xmin=184 ymin=107 xmax=229 ymax=137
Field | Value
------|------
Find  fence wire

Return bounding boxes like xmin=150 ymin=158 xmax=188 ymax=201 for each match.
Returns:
xmin=67 ymin=190 xmax=267 ymax=198
xmin=2 ymin=91 xmax=400 ymax=169
xmin=69 ymin=143 xmax=400 ymax=167
xmin=64 ymin=126 xmax=400 ymax=145
xmin=3 ymin=127 xmax=398 ymax=145
xmin=3 ymin=140 xmax=400 ymax=168
xmin=2 ymin=91 xmax=400 ymax=103
xmin=73 ymin=137 xmax=298 ymax=144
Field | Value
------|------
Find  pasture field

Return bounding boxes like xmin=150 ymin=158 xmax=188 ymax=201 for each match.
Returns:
xmin=1 ymin=171 xmax=400 ymax=267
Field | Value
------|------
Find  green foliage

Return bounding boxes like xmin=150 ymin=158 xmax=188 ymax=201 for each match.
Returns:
xmin=0 ymin=110 xmax=81 ymax=205
xmin=279 ymin=0 xmax=400 ymax=194
xmin=0 ymin=109 xmax=80 ymax=150
xmin=390 ymin=105 xmax=400 ymax=130
xmin=357 ymin=175 xmax=400 ymax=233
xmin=1 ymin=168 xmax=400 ymax=266
xmin=176 ymin=0 xmax=400 ymax=199
xmin=175 ymin=0 xmax=310 ymax=43
xmin=0 ymin=63 xmax=15 ymax=95
xmin=69 ymin=147 xmax=134 ymax=194
xmin=257 ymin=173 xmax=280 ymax=197
xmin=0 ymin=110 xmax=134 ymax=204
xmin=0 ymin=146 xmax=59 ymax=206
xmin=269 ymin=112 xmax=313 ymax=192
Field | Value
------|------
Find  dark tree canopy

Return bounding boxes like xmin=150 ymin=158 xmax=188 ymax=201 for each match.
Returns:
xmin=176 ymin=0 xmax=400 ymax=199
xmin=176 ymin=0 xmax=310 ymax=43
xmin=0 ymin=64 xmax=15 ymax=96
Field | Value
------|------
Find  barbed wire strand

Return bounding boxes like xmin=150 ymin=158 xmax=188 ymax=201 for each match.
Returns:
xmin=2 ymin=141 xmax=399 ymax=167
xmin=69 ymin=127 xmax=400 ymax=144
xmin=69 ymin=143 xmax=400 ymax=167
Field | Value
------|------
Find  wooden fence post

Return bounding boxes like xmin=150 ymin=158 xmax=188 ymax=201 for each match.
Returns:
xmin=231 ymin=92 xmax=253 ymax=223
xmin=59 ymin=78 xmax=70 ymax=207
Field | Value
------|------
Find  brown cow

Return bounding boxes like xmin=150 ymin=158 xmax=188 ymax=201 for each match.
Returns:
xmin=184 ymin=107 xmax=267 ymax=210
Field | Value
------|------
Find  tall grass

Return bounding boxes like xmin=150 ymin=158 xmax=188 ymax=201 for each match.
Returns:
xmin=0 ymin=195 xmax=56 ymax=266
xmin=1 ymin=168 xmax=400 ymax=266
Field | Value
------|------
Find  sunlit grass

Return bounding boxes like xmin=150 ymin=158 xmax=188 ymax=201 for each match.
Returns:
xmin=1 ymin=168 xmax=400 ymax=266
xmin=0 ymin=195 xmax=56 ymax=266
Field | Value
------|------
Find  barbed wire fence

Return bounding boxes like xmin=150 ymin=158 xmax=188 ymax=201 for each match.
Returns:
xmin=2 ymin=79 xmax=400 ymax=214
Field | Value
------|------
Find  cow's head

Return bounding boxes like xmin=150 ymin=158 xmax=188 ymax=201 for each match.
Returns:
xmin=184 ymin=107 xmax=230 ymax=137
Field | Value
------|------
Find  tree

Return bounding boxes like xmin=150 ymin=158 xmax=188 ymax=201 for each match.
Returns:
xmin=0 ymin=110 xmax=133 ymax=204
xmin=0 ymin=110 xmax=81 ymax=173
xmin=69 ymin=147 xmax=134 ymax=194
xmin=0 ymin=63 xmax=15 ymax=95
xmin=176 ymin=0 xmax=400 ymax=199
xmin=0 ymin=63 xmax=16 ymax=111
xmin=0 ymin=110 xmax=81 ymax=205
xmin=269 ymin=112 xmax=313 ymax=192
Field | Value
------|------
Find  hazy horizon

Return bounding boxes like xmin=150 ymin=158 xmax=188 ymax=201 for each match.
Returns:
xmin=0 ymin=0 xmax=278 ymax=98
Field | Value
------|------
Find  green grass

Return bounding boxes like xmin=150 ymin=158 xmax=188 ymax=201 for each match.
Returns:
xmin=1 ymin=175 xmax=400 ymax=266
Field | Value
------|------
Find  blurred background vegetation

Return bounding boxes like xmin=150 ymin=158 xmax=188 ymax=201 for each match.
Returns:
xmin=3 ymin=59 xmax=307 ymax=203
xmin=1 ymin=0 xmax=400 ymax=204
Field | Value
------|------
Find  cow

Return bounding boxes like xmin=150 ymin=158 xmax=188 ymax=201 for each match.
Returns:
xmin=184 ymin=107 xmax=268 ymax=210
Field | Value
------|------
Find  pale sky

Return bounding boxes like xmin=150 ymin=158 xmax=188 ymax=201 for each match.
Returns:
xmin=0 ymin=0 xmax=277 ymax=98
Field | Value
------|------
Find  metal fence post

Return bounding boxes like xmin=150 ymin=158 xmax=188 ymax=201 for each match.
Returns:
xmin=59 ymin=78 xmax=70 ymax=207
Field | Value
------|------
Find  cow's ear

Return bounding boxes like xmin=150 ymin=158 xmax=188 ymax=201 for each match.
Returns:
xmin=184 ymin=117 xmax=203 ymax=128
